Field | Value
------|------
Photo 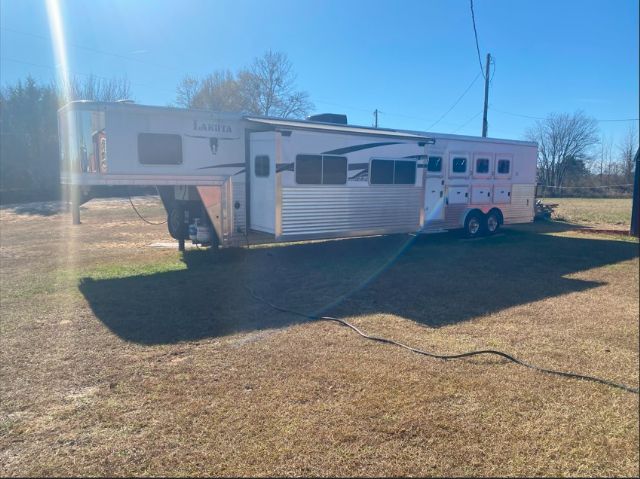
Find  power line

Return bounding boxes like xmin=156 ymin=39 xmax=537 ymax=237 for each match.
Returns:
xmin=469 ymin=0 xmax=486 ymax=79
xmin=427 ymin=72 xmax=482 ymax=130
xmin=452 ymin=110 xmax=483 ymax=133
xmin=1 ymin=26 xmax=179 ymax=72
xmin=491 ymin=107 xmax=640 ymax=123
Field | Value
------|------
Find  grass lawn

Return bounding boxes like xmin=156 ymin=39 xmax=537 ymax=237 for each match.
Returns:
xmin=543 ymin=197 xmax=633 ymax=230
xmin=0 ymin=197 xmax=638 ymax=477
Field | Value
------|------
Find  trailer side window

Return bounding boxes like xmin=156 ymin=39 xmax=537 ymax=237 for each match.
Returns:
xmin=427 ymin=156 xmax=442 ymax=172
xmin=475 ymin=158 xmax=490 ymax=174
xmin=370 ymin=159 xmax=416 ymax=185
xmin=497 ymin=159 xmax=510 ymax=174
xmin=370 ymin=159 xmax=394 ymax=184
xmin=452 ymin=157 xmax=467 ymax=173
xmin=322 ymin=155 xmax=347 ymax=184
xmin=394 ymin=160 xmax=416 ymax=184
xmin=295 ymin=155 xmax=322 ymax=184
xmin=254 ymin=155 xmax=270 ymax=177
xmin=138 ymin=133 xmax=183 ymax=165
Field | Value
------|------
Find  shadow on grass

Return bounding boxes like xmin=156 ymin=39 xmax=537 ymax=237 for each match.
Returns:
xmin=79 ymin=222 xmax=639 ymax=345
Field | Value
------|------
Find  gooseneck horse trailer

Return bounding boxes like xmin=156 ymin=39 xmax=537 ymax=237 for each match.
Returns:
xmin=58 ymin=101 xmax=537 ymax=247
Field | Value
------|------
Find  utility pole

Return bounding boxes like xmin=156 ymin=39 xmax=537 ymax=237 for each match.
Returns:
xmin=373 ymin=109 xmax=379 ymax=128
xmin=481 ymin=52 xmax=491 ymax=137
xmin=631 ymin=147 xmax=639 ymax=237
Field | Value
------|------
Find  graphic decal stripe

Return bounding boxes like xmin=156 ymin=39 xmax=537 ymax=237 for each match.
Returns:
xmin=322 ymin=142 xmax=401 ymax=155
xmin=197 ymin=162 xmax=246 ymax=170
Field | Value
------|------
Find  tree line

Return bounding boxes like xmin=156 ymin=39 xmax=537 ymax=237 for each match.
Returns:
xmin=526 ymin=111 xmax=637 ymax=198
xmin=0 ymin=49 xmax=636 ymax=203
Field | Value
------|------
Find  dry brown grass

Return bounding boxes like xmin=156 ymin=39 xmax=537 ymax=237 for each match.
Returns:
xmin=0 ymin=197 xmax=638 ymax=477
xmin=546 ymin=197 xmax=633 ymax=230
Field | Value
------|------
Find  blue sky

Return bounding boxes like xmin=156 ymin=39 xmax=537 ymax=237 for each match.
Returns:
xmin=1 ymin=0 xmax=638 ymax=142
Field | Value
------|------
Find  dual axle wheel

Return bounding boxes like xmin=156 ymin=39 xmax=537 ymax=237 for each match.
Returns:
xmin=464 ymin=210 xmax=501 ymax=238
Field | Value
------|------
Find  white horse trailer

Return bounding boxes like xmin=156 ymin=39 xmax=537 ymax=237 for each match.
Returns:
xmin=58 ymin=101 xmax=537 ymax=248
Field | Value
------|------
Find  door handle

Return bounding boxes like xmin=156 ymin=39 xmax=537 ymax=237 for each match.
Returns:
xmin=440 ymin=191 xmax=443 ymax=197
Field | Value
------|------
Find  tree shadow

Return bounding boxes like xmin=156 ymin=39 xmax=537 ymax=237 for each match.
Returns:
xmin=78 ymin=224 xmax=638 ymax=345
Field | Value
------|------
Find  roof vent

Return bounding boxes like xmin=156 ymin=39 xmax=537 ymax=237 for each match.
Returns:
xmin=307 ymin=113 xmax=348 ymax=125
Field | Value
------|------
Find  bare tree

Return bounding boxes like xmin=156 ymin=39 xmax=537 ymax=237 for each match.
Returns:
xmin=525 ymin=111 xmax=599 ymax=187
xmin=60 ymin=75 xmax=132 ymax=103
xmin=238 ymin=50 xmax=313 ymax=118
xmin=618 ymin=123 xmax=638 ymax=182
xmin=193 ymin=71 xmax=244 ymax=112
xmin=175 ymin=75 xmax=200 ymax=108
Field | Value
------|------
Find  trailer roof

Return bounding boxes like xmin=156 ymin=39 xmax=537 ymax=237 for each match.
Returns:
xmin=244 ymin=116 xmax=436 ymax=142
xmin=245 ymin=116 xmax=536 ymax=147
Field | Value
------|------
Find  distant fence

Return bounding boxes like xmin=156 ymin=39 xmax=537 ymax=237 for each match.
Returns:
xmin=0 ymin=185 xmax=157 ymax=206
xmin=536 ymin=184 xmax=633 ymax=199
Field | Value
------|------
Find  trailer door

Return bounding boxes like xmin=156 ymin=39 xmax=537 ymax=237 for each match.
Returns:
xmin=249 ymin=132 xmax=276 ymax=234
xmin=424 ymin=155 xmax=445 ymax=221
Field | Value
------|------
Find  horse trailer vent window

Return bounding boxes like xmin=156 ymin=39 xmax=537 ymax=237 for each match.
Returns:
xmin=370 ymin=159 xmax=416 ymax=185
xmin=427 ymin=156 xmax=442 ymax=172
xmin=138 ymin=133 xmax=183 ymax=165
xmin=295 ymin=155 xmax=322 ymax=184
xmin=497 ymin=159 xmax=511 ymax=174
xmin=322 ymin=155 xmax=348 ymax=184
xmin=476 ymin=158 xmax=490 ymax=174
xmin=394 ymin=160 xmax=417 ymax=184
xmin=255 ymin=155 xmax=270 ymax=177
xmin=452 ymin=157 xmax=467 ymax=173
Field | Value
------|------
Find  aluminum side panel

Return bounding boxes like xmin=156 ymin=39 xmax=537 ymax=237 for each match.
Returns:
xmin=279 ymin=186 xmax=422 ymax=238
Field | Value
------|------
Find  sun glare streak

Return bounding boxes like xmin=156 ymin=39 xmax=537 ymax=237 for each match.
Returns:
xmin=45 ymin=0 xmax=70 ymax=103
xmin=45 ymin=0 xmax=78 ymax=305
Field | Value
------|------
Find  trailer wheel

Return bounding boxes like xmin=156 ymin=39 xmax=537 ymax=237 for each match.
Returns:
xmin=167 ymin=204 xmax=188 ymax=240
xmin=464 ymin=211 xmax=484 ymax=238
xmin=485 ymin=211 xmax=501 ymax=235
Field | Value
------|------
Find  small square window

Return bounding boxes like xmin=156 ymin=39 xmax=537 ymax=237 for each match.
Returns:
xmin=296 ymin=155 xmax=322 ymax=184
xmin=370 ymin=159 xmax=394 ymax=184
xmin=322 ymin=156 xmax=347 ymax=184
xmin=475 ymin=158 xmax=490 ymax=174
xmin=452 ymin=157 xmax=467 ymax=173
xmin=497 ymin=159 xmax=511 ymax=174
xmin=394 ymin=160 xmax=416 ymax=184
xmin=427 ymin=156 xmax=442 ymax=172
xmin=254 ymin=155 xmax=270 ymax=177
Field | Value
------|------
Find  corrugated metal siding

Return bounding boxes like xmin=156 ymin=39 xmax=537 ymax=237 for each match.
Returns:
xmin=423 ymin=204 xmax=468 ymax=232
xmin=503 ymin=184 xmax=535 ymax=224
xmin=280 ymin=187 xmax=422 ymax=237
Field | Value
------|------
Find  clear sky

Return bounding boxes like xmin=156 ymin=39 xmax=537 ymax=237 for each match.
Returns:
xmin=1 ymin=0 xmax=638 ymax=142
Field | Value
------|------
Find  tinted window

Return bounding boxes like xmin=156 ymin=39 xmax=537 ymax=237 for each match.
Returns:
xmin=476 ymin=158 xmax=490 ymax=174
xmin=497 ymin=159 xmax=511 ymax=174
xmin=138 ymin=133 xmax=182 ymax=165
xmin=452 ymin=157 xmax=467 ymax=173
xmin=394 ymin=160 xmax=416 ymax=184
xmin=295 ymin=155 xmax=322 ymax=184
xmin=370 ymin=159 xmax=394 ymax=184
xmin=427 ymin=156 xmax=442 ymax=172
xmin=255 ymin=155 xmax=270 ymax=177
xmin=322 ymin=156 xmax=347 ymax=184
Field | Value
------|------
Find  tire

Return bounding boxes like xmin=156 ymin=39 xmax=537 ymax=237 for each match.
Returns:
xmin=464 ymin=212 xmax=484 ymax=238
xmin=485 ymin=211 xmax=501 ymax=235
xmin=167 ymin=204 xmax=188 ymax=240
